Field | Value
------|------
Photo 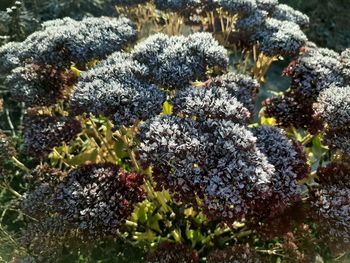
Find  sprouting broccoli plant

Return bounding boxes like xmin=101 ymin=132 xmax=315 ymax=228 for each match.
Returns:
xmin=0 ymin=1 xmax=349 ymax=262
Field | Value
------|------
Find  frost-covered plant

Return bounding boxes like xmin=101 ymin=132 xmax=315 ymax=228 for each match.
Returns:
xmin=251 ymin=18 xmax=307 ymax=56
xmin=218 ymin=0 xmax=258 ymax=14
xmin=21 ymin=164 xmax=65 ymax=220
xmin=131 ymin=32 xmax=228 ymax=89
xmin=173 ymin=86 xmax=251 ymax=123
xmin=23 ymin=113 xmax=81 ymax=157
xmin=70 ymin=52 xmax=165 ymax=128
xmin=271 ymin=4 xmax=309 ymax=28
xmin=252 ymin=126 xmax=309 ymax=215
xmin=206 ymin=72 xmax=259 ymax=114
xmin=0 ymin=16 xmax=137 ymax=73
xmin=263 ymin=45 xmax=350 ymax=132
xmin=138 ymin=116 xmax=274 ymax=222
xmin=54 ymin=163 xmax=144 ymax=239
xmin=5 ymin=64 xmax=77 ymax=106
xmin=310 ymin=162 xmax=350 ymax=254
xmin=315 ymin=85 xmax=350 ymax=129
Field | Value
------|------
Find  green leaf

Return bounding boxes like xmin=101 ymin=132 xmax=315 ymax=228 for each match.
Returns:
xmin=162 ymin=101 xmax=173 ymax=115
xmin=67 ymin=149 xmax=98 ymax=165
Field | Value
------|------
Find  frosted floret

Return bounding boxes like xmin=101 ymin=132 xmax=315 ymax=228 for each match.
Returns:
xmin=70 ymin=52 xmax=165 ymax=128
xmin=310 ymin=185 xmax=350 ymax=253
xmin=138 ymin=116 xmax=274 ymax=221
xmin=21 ymin=164 xmax=65 ymax=219
xmin=5 ymin=64 xmax=77 ymax=106
xmin=323 ymin=127 xmax=350 ymax=155
xmin=271 ymin=4 xmax=309 ymax=28
xmin=0 ymin=16 xmax=137 ymax=73
xmin=132 ymin=33 xmax=228 ymax=89
xmin=208 ymin=72 xmax=259 ymax=113
xmin=252 ymin=18 xmax=307 ymax=56
xmin=138 ymin=115 xmax=206 ymax=200
xmin=218 ymin=0 xmax=258 ymax=14
xmin=287 ymin=47 xmax=344 ymax=99
xmin=201 ymin=119 xmax=273 ymax=221
xmin=315 ymin=86 xmax=350 ymax=129
xmin=54 ymin=163 xmax=144 ymax=239
xmin=236 ymin=10 xmax=268 ymax=31
xmin=173 ymin=86 xmax=251 ymax=123
xmin=23 ymin=114 xmax=81 ymax=157
xmin=255 ymin=0 xmax=278 ymax=11
xmin=253 ymin=126 xmax=308 ymax=214
xmin=0 ymin=42 xmax=21 ymax=74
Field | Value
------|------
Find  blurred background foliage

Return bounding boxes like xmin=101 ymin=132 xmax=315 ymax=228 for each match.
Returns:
xmin=280 ymin=0 xmax=350 ymax=51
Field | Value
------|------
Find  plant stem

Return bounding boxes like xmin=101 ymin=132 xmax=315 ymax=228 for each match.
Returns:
xmin=11 ymin=156 xmax=30 ymax=173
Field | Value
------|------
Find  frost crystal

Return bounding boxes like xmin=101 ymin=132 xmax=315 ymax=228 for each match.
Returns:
xmin=132 ymin=32 xmax=228 ymax=89
xmin=286 ymin=47 xmax=344 ymax=99
xmin=255 ymin=0 xmax=278 ymax=11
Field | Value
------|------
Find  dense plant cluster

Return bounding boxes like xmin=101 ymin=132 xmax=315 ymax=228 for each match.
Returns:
xmin=0 ymin=1 xmax=349 ymax=263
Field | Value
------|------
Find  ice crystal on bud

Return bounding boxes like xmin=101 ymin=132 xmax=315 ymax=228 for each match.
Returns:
xmin=54 ymin=163 xmax=144 ymax=239
xmin=138 ymin=115 xmax=205 ymax=200
xmin=173 ymin=86 xmax=251 ymax=123
xmin=286 ymin=47 xmax=344 ymax=99
xmin=132 ymin=32 xmax=228 ymax=89
xmin=236 ymin=10 xmax=268 ymax=31
xmin=323 ymin=127 xmax=350 ymax=155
